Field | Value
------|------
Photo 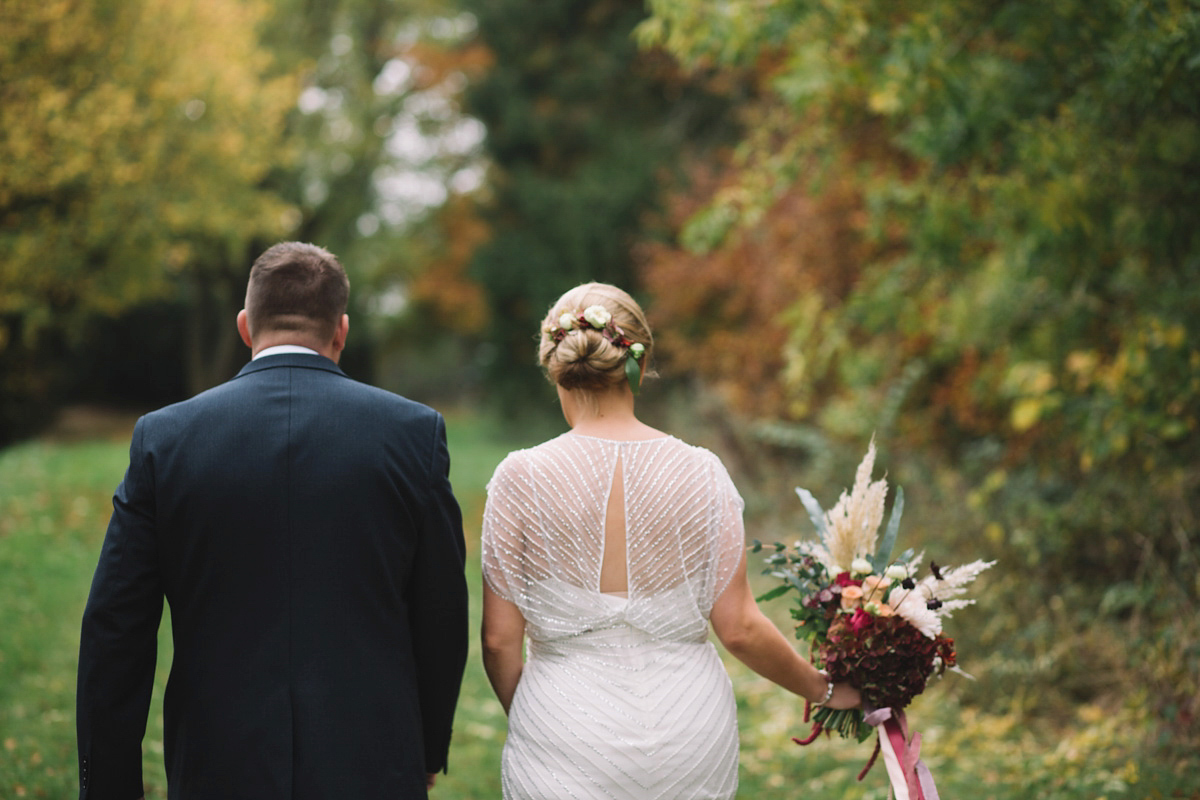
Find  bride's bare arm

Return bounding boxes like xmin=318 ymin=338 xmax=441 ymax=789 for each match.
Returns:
xmin=710 ymin=551 xmax=860 ymax=710
xmin=481 ymin=583 xmax=526 ymax=714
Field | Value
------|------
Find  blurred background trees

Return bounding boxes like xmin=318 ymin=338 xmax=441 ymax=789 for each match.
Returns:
xmin=1 ymin=0 xmax=295 ymax=437
xmin=1 ymin=0 xmax=484 ymax=438
xmin=637 ymin=0 xmax=1200 ymax=756
xmin=1 ymin=0 xmax=1197 ymax=779
xmin=444 ymin=0 xmax=738 ymax=405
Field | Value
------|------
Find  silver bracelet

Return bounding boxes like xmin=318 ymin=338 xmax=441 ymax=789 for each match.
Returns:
xmin=812 ymin=669 xmax=834 ymax=707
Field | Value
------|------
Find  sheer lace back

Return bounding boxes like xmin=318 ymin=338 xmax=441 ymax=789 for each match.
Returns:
xmin=482 ymin=432 xmax=745 ymax=647
xmin=484 ymin=432 xmax=745 ymax=799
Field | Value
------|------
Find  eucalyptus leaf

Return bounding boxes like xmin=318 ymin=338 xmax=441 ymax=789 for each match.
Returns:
xmin=625 ymin=356 xmax=642 ymax=396
xmin=870 ymin=485 xmax=904 ymax=572
xmin=756 ymin=585 xmax=793 ymax=602
xmin=794 ymin=487 xmax=830 ymax=540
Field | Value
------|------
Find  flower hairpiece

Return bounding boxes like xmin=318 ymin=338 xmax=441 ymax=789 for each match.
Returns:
xmin=543 ymin=304 xmax=647 ymax=395
xmin=544 ymin=305 xmax=627 ymax=345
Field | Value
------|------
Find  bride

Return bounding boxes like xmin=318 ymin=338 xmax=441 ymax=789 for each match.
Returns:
xmin=481 ymin=283 xmax=859 ymax=799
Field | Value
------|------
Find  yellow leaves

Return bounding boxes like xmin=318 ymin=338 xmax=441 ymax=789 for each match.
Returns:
xmin=1005 ymin=361 xmax=1059 ymax=431
xmin=868 ymin=84 xmax=902 ymax=115
xmin=1065 ymin=349 xmax=1099 ymax=389
xmin=1 ymin=0 xmax=296 ymax=326
xmin=1010 ymin=397 xmax=1045 ymax=432
xmin=968 ymin=468 xmax=1007 ymax=510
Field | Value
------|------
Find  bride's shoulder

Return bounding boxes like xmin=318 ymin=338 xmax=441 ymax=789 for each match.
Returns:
xmin=660 ymin=434 xmax=718 ymax=459
xmin=487 ymin=432 xmax=574 ymax=483
xmin=658 ymin=436 xmax=732 ymax=474
xmin=486 ymin=445 xmax=535 ymax=491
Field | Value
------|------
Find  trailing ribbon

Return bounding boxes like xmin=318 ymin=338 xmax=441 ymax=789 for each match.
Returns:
xmin=863 ymin=707 xmax=939 ymax=800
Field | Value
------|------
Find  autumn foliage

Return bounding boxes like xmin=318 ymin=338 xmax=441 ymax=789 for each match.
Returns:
xmin=640 ymin=0 xmax=1200 ymax=755
xmin=638 ymin=149 xmax=881 ymax=419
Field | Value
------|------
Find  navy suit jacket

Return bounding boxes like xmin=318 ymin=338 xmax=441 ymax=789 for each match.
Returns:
xmin=77 ymin=353 xmax=468 ymax=800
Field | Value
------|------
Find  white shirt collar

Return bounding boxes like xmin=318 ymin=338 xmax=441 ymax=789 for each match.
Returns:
xmin=253 ymin=344 xmax=320 ymax=360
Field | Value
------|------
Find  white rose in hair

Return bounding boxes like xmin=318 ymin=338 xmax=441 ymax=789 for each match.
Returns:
xmin=559 ymin=312 xmax=577 ymax=331
xmin=583 ymin=305 xmax=611 ymax=328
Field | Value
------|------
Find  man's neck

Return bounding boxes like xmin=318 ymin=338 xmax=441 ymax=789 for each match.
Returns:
xmin=251 ymin=336 xmax=339 ymax=363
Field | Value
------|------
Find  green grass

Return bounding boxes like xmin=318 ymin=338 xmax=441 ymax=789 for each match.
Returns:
xmin=2 ymin=415 xmax=1197 ymax=798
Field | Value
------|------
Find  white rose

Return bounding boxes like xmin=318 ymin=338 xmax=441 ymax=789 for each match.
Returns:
xmin=851 ymin=557 xmax=873 ymax=575
xmin=558 ymin=311 xmax=577 ymax=331
xmin=885 ymin=564 xmax=909 ymax=581
xmin=582 ymin=305 xmax=611 ymax=329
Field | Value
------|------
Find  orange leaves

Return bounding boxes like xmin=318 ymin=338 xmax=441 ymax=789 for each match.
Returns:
xmin=637 ymin=154 xmax=879 ymax=419
xmin=410 ymin=198 xmax=492 ymax=334
xmin=405 ymin=40 xmax=494 ymax=91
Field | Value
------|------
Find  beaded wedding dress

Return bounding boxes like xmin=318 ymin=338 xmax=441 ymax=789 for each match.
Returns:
xmin=482 ymin=432 xmax=746 ymax=800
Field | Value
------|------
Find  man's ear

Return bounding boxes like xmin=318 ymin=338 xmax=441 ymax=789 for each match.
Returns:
xmin=237 ymin=310 xmax=253 ymax=350
xmin=332 ymin=314 xmax=349 ymax=353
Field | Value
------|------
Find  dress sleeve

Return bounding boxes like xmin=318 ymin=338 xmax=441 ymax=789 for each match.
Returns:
xmin=708 ymin=452 xmax=747 ymax=603
xmin=481 ymin=452 xmax=532 ymax=604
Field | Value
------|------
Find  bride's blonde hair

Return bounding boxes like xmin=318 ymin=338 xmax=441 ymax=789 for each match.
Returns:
xmin=538 ymin=283 xmax=654 ymax=393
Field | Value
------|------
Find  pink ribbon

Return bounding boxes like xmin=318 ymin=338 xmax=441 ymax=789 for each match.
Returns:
xmin=863 ymin=707 xmax=939 ymax=800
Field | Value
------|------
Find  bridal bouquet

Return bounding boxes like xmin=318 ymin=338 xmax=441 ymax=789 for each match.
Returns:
xmin=753 ymin=441 xmax=993 ymax=799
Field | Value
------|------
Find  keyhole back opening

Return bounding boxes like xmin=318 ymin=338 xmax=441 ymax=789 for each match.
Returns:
xmin=599 ymin=450 xmax=628 ymax=595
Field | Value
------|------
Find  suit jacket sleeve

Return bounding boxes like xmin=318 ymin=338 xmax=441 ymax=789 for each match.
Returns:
xmin=76 ymin=416 xmax=164 ymax=799
xmin=407 ymin=413 xmax=468 ymax=774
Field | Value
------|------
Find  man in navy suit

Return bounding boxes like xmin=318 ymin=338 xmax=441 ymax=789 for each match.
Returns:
xmin=77 ymin=242 xmax=468 ymax=799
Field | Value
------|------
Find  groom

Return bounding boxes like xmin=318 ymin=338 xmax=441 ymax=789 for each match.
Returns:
xmin=76 ymin=242 xmax=468 ymax=799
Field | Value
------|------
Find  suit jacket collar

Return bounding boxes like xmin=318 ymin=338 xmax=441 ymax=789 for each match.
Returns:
xmin=234 ymin=352 xmax=348 ymax=380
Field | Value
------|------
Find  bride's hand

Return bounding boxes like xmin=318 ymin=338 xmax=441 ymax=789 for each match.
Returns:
xmin=825 ymin=682 xmax=862 ymax=710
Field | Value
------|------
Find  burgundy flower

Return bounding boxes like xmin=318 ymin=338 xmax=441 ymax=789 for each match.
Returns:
xmin=819 ymin=614 xmax=957 ymax=711
xmin=834 ymin=571 xmax=862 ymax=588
xmin=848 ymin=607 xmax=874 ymax=632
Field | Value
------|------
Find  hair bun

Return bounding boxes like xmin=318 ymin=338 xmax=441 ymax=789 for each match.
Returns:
xmin=551 ymin=329 xmax=623 ymax=392
xmin=537 ymin=283 xmax=655 ymax=393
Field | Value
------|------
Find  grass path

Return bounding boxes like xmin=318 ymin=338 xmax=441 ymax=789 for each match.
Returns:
xmin=1 ymin=414 xmax=1194 ymax=798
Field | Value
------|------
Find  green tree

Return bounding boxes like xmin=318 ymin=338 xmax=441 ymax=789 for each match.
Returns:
xmin=173 ymin=0 xmax=487 ymax=393
xmin=0 ymin=0 xmax=486 ymax=438
xmin=0 ymin=0 xmax=295 ymax=437
xmin=456 ymin=0 xmax=734 ymax=404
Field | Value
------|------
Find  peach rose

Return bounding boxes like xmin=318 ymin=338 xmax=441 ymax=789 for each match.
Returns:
xmin=861 ymin=574 xmax=891 ymax=600
xmin=841 ymin=585 xmax=864 ymax=611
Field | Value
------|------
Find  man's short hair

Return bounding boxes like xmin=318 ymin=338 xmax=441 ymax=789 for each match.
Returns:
xmin=246 ymin=242 xmax=349 ymax=342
